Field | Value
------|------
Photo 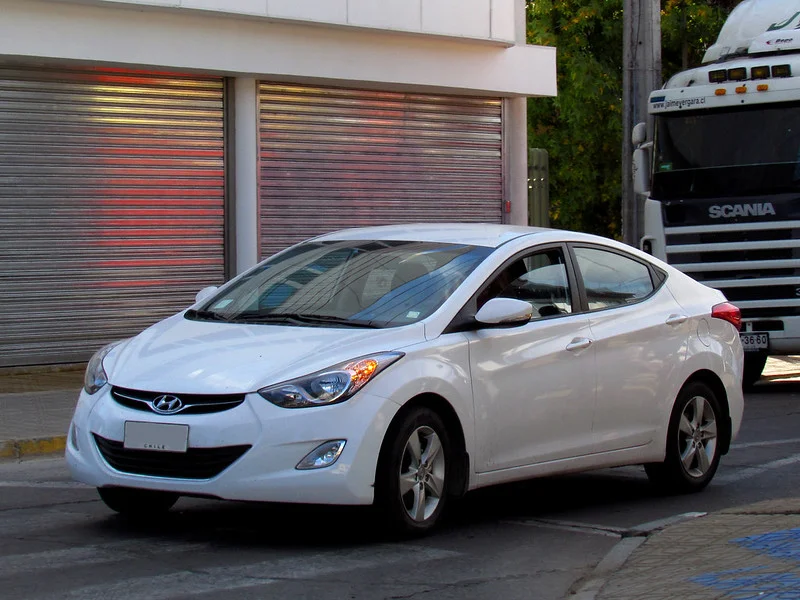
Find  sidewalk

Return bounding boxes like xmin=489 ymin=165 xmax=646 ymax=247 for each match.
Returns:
xmin=0 ymin=366 xmax=83 ymax=460
xmin=594 ymin=499 xmax=800 ymax=600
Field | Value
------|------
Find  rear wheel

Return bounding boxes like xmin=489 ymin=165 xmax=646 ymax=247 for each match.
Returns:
xmin=742 ymin=353 xmax=768 ymax=389
xmin=97 ymin=487 xmax=179 ymax=517
xmin=375 ymin=407 xmax=452 ymax=536
xmin=645 ymin=381 xmax=723 ymax=493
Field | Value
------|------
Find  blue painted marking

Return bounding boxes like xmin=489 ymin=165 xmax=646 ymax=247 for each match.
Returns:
xmin=691 ymin=567 xmax=800 ymax=599
xmin=651 ymin=95 xmax=666 ymax=103
xmin=733 ymin=528 xmax=800 ymax=562
xmin=690 ymin=528 xmax=800 ymax=598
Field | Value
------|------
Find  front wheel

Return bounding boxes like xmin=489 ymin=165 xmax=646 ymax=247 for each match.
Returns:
xmin=645 ymin=381 xmax=723 ymax=494
xmin=375 ymin=407 xmax=452 ymax=536
xmin=97 ymin=487 xmax=179 ymax=517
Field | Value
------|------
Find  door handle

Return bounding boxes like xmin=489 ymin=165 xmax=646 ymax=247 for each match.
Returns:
xmin=666 ymin=314 xmax=688 ymax=326
xmin=566 ymin=337 xmax=592 ymax=352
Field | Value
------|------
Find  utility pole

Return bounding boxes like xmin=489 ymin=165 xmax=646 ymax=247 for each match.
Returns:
xmin=622 ymin=0 xmax=661 ymax=246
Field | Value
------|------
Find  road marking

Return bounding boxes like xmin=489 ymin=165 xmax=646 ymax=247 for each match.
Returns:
xmin=0 ymin=508 xmax=98 ymax=537
xmin=716 ymin=453 xmax=800 ymax=484
xmin=0 ymin=480 xmax=90 ymax=489
xmin=628 ymin=512 xmax=706 ymax=535
xmin=502 ymin=518 xmax=625 ymax=538
xmin=35 ymin=544 xmax=459 ymax=600
xmin=731 ymin=437 xmax=800 ymax=450
xmin=0 ymin=540 xmax=209 ymax=579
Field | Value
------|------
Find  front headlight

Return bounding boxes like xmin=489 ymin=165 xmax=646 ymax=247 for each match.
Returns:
xmin=258 ymin=352 xmax=404 ymax=409
xmin=83 ymin=340 xmax=125 ymax=395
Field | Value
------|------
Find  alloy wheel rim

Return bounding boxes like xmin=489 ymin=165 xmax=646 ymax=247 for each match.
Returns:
xmin=678 ymin=395 xmax=717 ymax=478
xmin=398 ymin=425 xmax=446 ymax=522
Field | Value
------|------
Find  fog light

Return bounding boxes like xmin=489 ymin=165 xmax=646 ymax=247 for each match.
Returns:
xmin=296 ymin=440 xmax=346 ymax=470
xmin=69 ymin=422 xmax=79 ymax=451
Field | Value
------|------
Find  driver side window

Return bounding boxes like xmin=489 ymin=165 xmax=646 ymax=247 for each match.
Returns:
xmin=478 ymin=248 xmax=573 ymax=319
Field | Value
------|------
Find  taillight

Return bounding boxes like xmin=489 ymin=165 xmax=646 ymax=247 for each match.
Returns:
xmin=711 ymin=302 xmax=741 ymax=331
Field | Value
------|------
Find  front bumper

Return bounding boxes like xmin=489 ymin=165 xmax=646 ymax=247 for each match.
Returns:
xmin=743 ymin=315 xmax=800 ymax=355
xmin=66 ymin=385 xmax=400 ymax=505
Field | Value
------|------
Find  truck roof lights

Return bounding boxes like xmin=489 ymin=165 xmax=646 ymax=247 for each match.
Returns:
xmin=772 ymin=64 xmax=792 ymax=78
xmin=709 ymin=69 xmax=727 ymax=83
xmin=751 ymin=66 xmax=770 ymax=80
xmin=728 ymin=67 xmax=747 ymax=81
xmin=735 ymin=86 xmax=747 ymax=94
xmin=757 ymin=84 xmax=769 ymax=92
xmin=715 ymin=89 xmax=727 ymax=96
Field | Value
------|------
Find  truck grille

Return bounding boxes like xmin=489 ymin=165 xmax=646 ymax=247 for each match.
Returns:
xmin=665 ymin=219 xmax=800 ymax=320
xmin=93 ymin=434 xmax=250 ymax=479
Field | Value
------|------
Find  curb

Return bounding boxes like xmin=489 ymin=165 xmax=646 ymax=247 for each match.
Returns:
xmin=0 ymin=436 xmax=67 ymax=461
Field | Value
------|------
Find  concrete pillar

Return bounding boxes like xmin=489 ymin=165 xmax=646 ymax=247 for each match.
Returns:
xmin=234 ymin=77 xmax=259 ymax=274
xmin=504 ymin=0 xmax=530 ymax=227
xmin=504 ymin=96 xmax=529 ymax=226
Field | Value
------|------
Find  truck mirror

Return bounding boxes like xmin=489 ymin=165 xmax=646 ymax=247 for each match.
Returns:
xmin=633 ymin=147 xmax=650 ymax=195
xmin=632 ymin=122 xmax=647 ymax=146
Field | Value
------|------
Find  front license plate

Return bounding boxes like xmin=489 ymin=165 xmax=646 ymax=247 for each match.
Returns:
xmin=124 ymin=421 xmax=189 ymax=453
xmin=740 ymin=332 xmax=769 ymax=352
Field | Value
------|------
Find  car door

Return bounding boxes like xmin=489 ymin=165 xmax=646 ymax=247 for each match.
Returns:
xmin=463 ymin=245 xmax=597 ymax=472
xmin=570 ymin=244 xmax=689 ymax=453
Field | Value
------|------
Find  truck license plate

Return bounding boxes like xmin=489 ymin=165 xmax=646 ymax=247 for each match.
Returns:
xmin=124 ymin=421 xmax=189 ymax=453
xmin=740 ymin=332 xmax=769 ymax=352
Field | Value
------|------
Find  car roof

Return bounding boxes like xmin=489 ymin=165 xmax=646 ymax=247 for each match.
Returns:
xmin=311 ymin=223 xmax=554 ymax=249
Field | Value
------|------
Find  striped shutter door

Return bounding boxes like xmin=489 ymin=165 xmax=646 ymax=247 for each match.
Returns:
xmin=258 ymin=83 xmax=503 ymax=258
xmin=0 ymin=66 xmax=226 ymax=367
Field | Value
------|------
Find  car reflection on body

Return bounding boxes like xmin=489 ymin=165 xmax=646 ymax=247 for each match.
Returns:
xmin=66 ymin=224 xmax=744 ymax=534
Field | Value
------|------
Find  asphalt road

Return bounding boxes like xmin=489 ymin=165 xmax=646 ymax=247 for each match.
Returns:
xmin=1 ymin=381 xmax=799 ymax=600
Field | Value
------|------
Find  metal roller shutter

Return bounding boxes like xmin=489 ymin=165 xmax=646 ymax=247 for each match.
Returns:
xmin=258 ymin=83 xmax=503 ymax=258
xmin=0 ymin=66 xmax=226 ymax=367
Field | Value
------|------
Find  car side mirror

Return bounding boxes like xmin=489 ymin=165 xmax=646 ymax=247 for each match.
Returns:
xmin=474 ymin=298 xmax=533 ymax=326
xmin=195 ymin=286 xmax=219 ymax=304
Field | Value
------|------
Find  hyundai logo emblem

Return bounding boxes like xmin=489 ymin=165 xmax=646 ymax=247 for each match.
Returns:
xmin=152 ymin=394 xmax=184 ymax=414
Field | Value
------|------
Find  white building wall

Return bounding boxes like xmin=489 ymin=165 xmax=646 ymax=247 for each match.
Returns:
xmin=1 ymin=0 xmax=554 ymax=274
xmin=57 ymin=0 xmax=519 ymax=44
xmin=0 ymin=0 xmax=554 ymax=98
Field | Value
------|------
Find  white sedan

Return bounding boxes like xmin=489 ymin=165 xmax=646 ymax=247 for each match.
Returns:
xmin=66 ymin=224 xmax=744 ymax=534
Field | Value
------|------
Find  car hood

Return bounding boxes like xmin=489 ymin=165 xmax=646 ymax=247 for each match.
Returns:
xmin=105 ymin=313 xmax=426 ymax=394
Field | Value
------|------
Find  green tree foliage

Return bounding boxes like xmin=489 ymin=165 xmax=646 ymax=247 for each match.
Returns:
xmin=527 ymin=0 xmax=740 ymax=237
xmin=527 ymin=0 xmax=624 ymax=237
xmin=662 ymin=0 xmax=733 ymax=77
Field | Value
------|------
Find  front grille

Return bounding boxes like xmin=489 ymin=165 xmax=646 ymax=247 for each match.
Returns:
xmin=111 ymin=387 xmax=245 ymax=415
xmin=93 ymin=434 xmax=251 ymax=479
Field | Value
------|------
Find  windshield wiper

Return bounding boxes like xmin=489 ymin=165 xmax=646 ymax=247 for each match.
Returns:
xmin=185 ymin=309 xmax=232 ymax=322
xmin=234 ymin=313 xmax=379 ymax=328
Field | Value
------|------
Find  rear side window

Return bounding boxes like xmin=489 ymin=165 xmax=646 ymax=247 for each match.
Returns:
xmin=573 ymin=247 xmax=654 ymax=310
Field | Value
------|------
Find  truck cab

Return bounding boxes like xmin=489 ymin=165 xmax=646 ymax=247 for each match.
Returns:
xmin=635 ymin=0 xmax=800 ymax=386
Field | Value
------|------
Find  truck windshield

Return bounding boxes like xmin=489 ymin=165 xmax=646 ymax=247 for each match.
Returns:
xmin=653 ymin=102 xmax=800 ymax=200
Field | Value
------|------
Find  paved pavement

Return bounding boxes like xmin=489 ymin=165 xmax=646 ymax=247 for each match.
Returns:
xmin=1 ymin=358 xmax=799 ymax=599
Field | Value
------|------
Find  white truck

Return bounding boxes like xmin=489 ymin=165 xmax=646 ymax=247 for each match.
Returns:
xmin=634 ymin=0 xmax=800 ymax=386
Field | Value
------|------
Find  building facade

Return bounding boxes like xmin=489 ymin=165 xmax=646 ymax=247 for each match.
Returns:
xmin=0 ymin=0 xmax=556 ymax=367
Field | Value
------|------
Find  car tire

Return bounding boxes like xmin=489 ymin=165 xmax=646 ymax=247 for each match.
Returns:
xmin=742 ymin=353 xmax=768 ymax=389
xmin=97 ymin=487 xmax=179 ymax=516
xmin=645 ymin=381 xmax=724 ymax=494
xmin=375 ymin=407 xmax=452 ymax=536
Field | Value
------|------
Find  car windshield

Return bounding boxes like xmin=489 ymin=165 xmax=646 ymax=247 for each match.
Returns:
xmin=187 ymin=240 xmax=493 ymax=328
xmin=652 ymin=102 xmax=800 ymax=199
